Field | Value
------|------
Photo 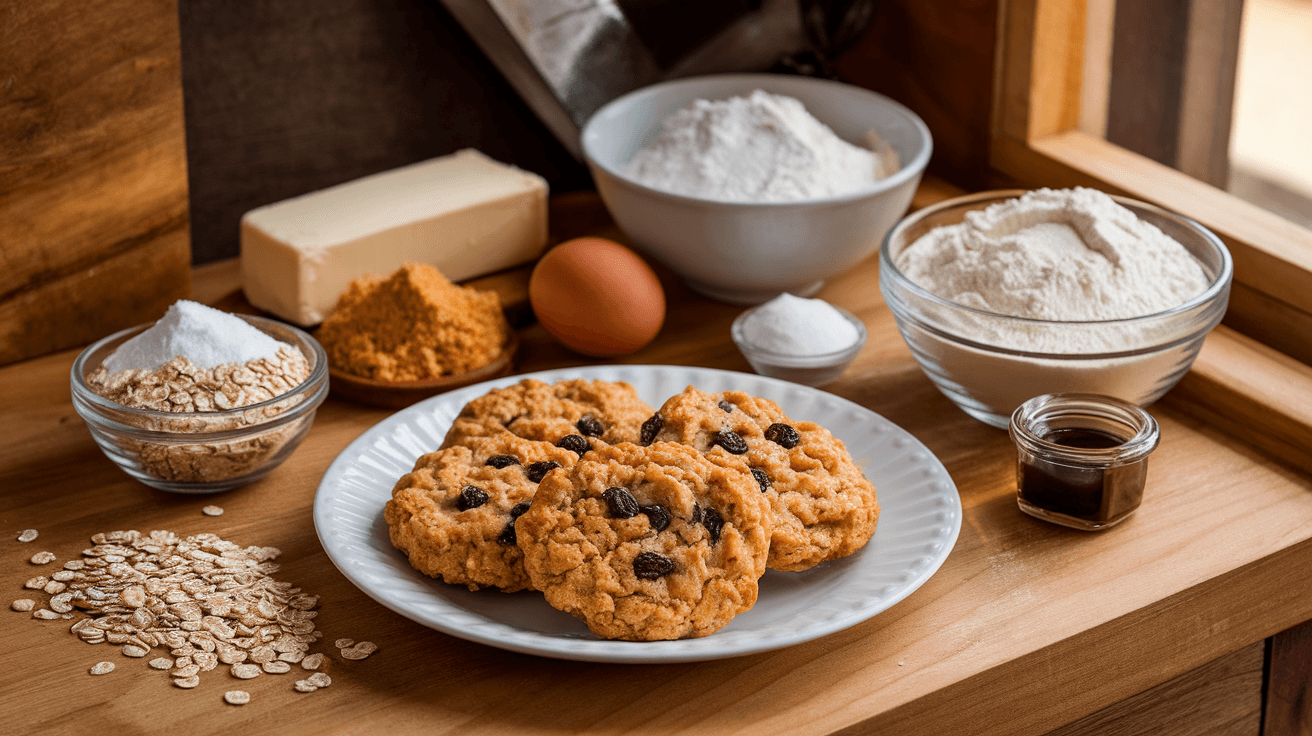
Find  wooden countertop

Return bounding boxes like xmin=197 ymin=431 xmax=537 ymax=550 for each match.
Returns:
xmin=4 ymin=180 xmax=1312 ymax=736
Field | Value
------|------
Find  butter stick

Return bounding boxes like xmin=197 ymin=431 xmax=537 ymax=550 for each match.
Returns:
xmin=240 ymin=149 xmax=547 ymax=326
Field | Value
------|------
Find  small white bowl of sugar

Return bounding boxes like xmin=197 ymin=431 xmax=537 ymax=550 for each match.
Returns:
xmin=731 ymin=293 xmax=867 ymax=386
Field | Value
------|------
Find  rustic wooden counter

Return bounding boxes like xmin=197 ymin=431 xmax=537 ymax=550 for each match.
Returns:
xmin=3 ymin=180 xmax=1311 ymax=735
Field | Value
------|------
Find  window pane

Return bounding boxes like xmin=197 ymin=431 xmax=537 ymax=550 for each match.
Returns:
xmin=1228 ymin=0 xmax=1312 ymax=229
xmin=1082 ymin=0 xmax=1312 ymax=230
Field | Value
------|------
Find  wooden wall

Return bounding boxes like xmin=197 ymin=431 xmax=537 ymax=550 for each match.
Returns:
xmin=0 ymin=0 xmax=192 ymax=365
xmin=836 ymin=0 xmax=999 ymax=189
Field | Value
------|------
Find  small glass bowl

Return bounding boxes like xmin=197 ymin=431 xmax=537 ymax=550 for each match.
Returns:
xmin=880 ymin=190 xmax=1233 ymax=428
xmin=1009 ymin=393 xmax=1160 ymax=530
xmin=70 ymin=315 xmax=329 ymax=494
xmin=731 ymin=303 xmax=868 ymax=386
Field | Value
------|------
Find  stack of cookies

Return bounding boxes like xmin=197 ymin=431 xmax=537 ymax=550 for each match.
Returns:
xmin=384 ymin=379 xmax=879 ymax=641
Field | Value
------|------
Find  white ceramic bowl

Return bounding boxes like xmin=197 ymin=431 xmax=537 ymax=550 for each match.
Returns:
xmin=582 ymin=74 xmax=932 ymax=305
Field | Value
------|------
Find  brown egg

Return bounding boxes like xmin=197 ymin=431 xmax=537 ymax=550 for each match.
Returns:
xmin=529 ymin=237 xmax=666 ymax=356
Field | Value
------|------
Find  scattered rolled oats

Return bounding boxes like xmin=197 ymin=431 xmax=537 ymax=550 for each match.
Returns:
xmin=217 ymin=648 xmax=247 ymax=665
xmin=306 ymin=672 xmax=331 ymax=688
xmin=173 ymin=675 xmax=201 ymax=689
xmin=49 ymin=592 xmax=74 ymax=613
xmin=202 ymin=506 xmax=224 ymax=517
xmin=17 ymin=529 xmax=38 ymax=543
xmin=300 ymin=653 xmax=324 ymax=670
xmin=293 ymin=680 xmax=318 ymax=693
xmin=352 ymin=641 xmax=377 ymax=655
xmin=30 ymin=551 xmax=56 ymax=565
xmin=231 ymin=663 xmax=262 ymax=680
xmin=16 ymin=529 xmax=328 ymax=694
xmin=223 ymin=690 xmax=251 ymax=706
xmin=340 ymin=645 xmax=373 ymax=661
xmin=90 ymin=662 xmax=115 ymax=675
xmin=248 ymin=646 xmax=276 ymax=664
xmin=262 ymin=661 xmax=291 ymax=674
xmin=334 ymin=638 xmax=354 ymax=649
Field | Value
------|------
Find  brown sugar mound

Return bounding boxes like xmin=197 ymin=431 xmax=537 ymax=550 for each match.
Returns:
xmin=318 ymin=263 xmax=510 ymax=381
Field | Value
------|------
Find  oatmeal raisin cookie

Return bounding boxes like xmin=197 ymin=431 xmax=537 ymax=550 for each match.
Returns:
xmin=515 ymin=442 xmax=770 ymax=640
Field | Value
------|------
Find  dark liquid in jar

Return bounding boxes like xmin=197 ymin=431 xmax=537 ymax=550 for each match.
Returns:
xmin=1017 ymin=428 xmax=1146 ymax=523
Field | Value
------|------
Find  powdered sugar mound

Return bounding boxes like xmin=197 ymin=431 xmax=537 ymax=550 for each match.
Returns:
xmin=623 ymin=90 xmax=891 ymax=203
xmin=896 ymin=188 xmax=1210 ymax=323
xmin=102 ymin=300 xmax=289 ymax=373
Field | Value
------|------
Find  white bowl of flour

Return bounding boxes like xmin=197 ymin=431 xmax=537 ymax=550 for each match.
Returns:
xmin=880 ymin=189 xmax=1233 ymax=428
xmin=582 ymin=74 xmax=931 ymax=305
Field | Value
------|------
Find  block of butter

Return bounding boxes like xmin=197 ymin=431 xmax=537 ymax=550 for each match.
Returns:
xmin=241 ymin=149 xmax=548 ymax=326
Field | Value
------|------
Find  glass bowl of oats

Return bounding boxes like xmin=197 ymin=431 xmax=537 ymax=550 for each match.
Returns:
xmin=71 ymin=310 xmax=329 ymax=494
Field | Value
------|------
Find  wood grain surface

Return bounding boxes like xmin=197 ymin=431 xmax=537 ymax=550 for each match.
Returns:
xmin=1266 ymin=618 xmax=1312 ymax=736
xmin=3 ymin=182 xmax=1312 ymax=736
xmin=1169 ymin=325 xmax=1312 ymax=473
xmin=0 ymin=0 xmax=191 ymax=366
xmin=1043 ymin=641 xmax=1262 ymax=736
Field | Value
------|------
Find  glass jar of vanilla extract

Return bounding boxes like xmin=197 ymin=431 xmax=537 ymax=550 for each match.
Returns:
xmin=1009 ymin=394 xmax=1160 ymax=530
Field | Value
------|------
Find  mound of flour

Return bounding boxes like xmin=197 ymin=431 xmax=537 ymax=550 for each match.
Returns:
xmin=896 ymin=187 xmax=1210 ymax=324
xmin=623 ymin=90 xmax=894 ymax=203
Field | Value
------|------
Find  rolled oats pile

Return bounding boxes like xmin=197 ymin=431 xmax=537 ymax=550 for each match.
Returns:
xmin=19 ymin=530 xmax=326 ymax=690
xmin=89 ymin=348 xmax=309 ymax=413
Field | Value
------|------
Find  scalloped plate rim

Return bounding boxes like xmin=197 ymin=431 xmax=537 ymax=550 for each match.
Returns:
xmin=313 ymin=364 xmax=961 ymax=663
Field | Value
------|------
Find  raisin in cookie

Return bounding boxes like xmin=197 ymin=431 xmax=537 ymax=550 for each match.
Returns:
xmin=385 ymin=433 xmax=575 ymax=592
xmin=644 ymin=386 xmax=879 ymax=572
xmin=442 ymin=378 xmax=653 ymax=452
xmin=515 ymin=442 xmax=770 ymax=641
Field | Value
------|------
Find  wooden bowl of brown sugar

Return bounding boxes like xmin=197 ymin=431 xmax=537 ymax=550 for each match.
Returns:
xmin=328 ymin=333 xmax=519 ymax=409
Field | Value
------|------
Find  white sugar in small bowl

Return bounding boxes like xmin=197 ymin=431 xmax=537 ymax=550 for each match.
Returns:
xmin=70 ymin=315 xmax=328 ymax=494
xmin=583 ymin=73 xmax=931 ymax=305
xmin=731 ymin=303 xmax=867 ymax=386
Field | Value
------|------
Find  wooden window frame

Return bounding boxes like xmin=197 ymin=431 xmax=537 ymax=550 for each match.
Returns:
xmin=992 ymin=0 xmax=1312 ymax=368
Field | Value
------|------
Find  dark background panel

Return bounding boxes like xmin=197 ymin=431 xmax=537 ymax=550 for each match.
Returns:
xmin=179 ymin=0 xmax=591 ymax=264
xmin=617 ymin=0 xmax=763 ymax=69
xmin=180 ymin=0 xmax=997 ymax=264
xmin=835 ymin=0 xmax=998 ymax=189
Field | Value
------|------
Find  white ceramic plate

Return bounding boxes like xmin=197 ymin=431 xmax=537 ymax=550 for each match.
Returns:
xmin=314 ymin=365 xmax=961 ymax=663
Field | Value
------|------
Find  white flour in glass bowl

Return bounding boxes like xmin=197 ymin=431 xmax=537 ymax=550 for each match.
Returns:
xmin=884 ymin=188 xmax=1226 ymax=425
